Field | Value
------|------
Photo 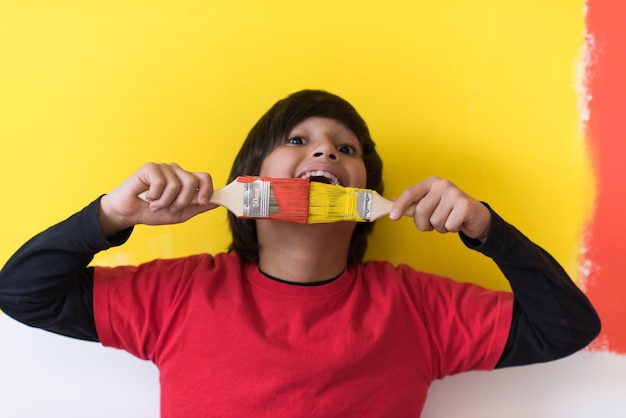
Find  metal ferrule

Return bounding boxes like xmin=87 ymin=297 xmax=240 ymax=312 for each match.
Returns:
xmin=243 ymin=179 xmax=270 ymax=218
xmin=356 ymin=190 xmax=373 ymax=221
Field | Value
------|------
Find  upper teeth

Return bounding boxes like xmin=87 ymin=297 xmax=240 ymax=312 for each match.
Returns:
xmin=300 ymin=170 xmax=340 ymax=185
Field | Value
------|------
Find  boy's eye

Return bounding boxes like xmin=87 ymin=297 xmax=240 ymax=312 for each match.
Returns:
xmin=337 ymin=144 xmax=357 ymax=154
xmin=287 ymin=136 xmax=306 ymax=145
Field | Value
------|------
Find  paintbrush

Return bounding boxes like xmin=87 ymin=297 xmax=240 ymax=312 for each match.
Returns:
xmin=137 ymin=176 xmax=311 ymax=223
xmin=306 ymin=181 xmax=414 ymax=223
xmin=137 ymin=176 xmax=413 ymax=223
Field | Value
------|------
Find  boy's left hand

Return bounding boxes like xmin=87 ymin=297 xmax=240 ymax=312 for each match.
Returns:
xmin=389 ymin=176 xmax=491 ymax=242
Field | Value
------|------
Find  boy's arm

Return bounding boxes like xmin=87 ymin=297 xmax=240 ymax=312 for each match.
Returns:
xmin=0 ymin=198 xmax=131 ymax=341
xmin=391 ymin=177 xmax=600 ymax=367
xmin=459 ymin=206 xmax=601 ymax=368
xmin=0 ymin=162 xmax=216 ymax=341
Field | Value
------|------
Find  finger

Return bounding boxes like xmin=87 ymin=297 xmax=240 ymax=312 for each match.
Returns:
xmin=432 ymin=199 xmax=469 ymax=234
xmin=153 ymin=163 xmax=183 ymax=207
xmin=412 ymin=188 xmax=443 ymax=231
xmin=428 ymin=203 xmax=454 ymax=233
xmin=170 ymin=169 xmax=214 ymax=209
xmin=140 ymin=163 xmax=183 ymax=212
xmin=390 ymin=180 xmax=433 ymax=221
xmin=137 ymin=200 xmax=212 ymax=226
xmin=194 ymin=172 xmax=213 ymax=205
xmin=426 ymin=186 xmax=466 ymax=233
xmin=138 ymin=162 xmax=166 ymax=202
xmin=168 ymin=167 xmax=204 ymax=212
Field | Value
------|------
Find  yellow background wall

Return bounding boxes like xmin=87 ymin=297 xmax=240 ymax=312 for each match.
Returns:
xmin=0 ymin=1 xmax=592 ymax=292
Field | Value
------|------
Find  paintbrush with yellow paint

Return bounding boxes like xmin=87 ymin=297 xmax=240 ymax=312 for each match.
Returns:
xmin=306 ymin=181 xmax=414 ymax=223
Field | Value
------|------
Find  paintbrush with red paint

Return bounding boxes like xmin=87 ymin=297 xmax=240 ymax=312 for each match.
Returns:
xmin=137 ymin=176 xmax=311 ymax=223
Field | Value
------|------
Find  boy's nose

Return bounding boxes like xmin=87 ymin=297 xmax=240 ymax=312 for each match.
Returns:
xmin=312 ymin=139 xmax=337 ymax=160
xmin=313 ymin=151 xmax=337 ymax=160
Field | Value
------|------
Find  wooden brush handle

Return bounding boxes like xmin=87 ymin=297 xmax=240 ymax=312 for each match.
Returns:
xmin=370 ymin=192 xmax=416 ymax=221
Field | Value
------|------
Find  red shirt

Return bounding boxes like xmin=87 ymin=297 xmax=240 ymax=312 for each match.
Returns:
xmin=94 ymin=251 xmax=512 ymax=417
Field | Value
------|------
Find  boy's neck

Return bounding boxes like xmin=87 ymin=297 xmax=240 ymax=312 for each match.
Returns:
xmin=256 ymin=221 xmax=355 ymax=284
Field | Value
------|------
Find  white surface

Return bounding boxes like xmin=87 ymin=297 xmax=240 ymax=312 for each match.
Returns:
xmin=423 ymin=350 xmax=626 ymax=418
xmin=1 ymin=313 xmax=623 ymax=417
xmin=0 ymin=314 xmax=159 ymax=418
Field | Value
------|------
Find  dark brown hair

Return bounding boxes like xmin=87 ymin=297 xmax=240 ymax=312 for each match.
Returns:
xmin=227 ymin=89 xmax=384 ymax=265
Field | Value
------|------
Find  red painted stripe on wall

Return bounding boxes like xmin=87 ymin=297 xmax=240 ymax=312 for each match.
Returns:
xmin=585 ymin=0 xmax=626 ymax=353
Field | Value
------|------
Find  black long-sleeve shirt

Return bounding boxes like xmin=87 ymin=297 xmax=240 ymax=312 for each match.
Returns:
xmin=0 ymin=198 xmax=601 ymax=368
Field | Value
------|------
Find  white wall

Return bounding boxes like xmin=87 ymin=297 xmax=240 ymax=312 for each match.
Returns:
xmin=1 ymin=313 xmax=624 ymax=417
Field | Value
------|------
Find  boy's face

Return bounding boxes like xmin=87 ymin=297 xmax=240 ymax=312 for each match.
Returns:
xmin=259 ymin=117 xmax=367 ymax=188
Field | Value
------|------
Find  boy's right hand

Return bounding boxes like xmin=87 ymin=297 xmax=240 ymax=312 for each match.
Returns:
xmin=98 ymin=162 xmax=217 ymax=238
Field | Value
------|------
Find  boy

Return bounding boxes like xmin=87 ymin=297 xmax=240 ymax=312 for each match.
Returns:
xmin=0 ymin=90 xmax=600 ymax=416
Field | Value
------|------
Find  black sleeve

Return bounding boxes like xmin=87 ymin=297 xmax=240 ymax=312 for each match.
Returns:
xmin=0 ymin=198 xmax=132 ymax=342
xmin=459 ymin=205 xmax=601 ymax=368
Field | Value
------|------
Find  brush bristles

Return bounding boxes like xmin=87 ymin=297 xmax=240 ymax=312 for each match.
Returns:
xmin=236 ymin=177 xmax=371 ymax=224
xmin=307 ymin=182 xmax=368 ymax=223
xmin=264 ymin=177 xmax=310 ymax=224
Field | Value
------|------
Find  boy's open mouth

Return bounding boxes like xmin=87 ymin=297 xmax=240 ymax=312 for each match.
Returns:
xmin=299 ymin=170 xmax=340 ymax=186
